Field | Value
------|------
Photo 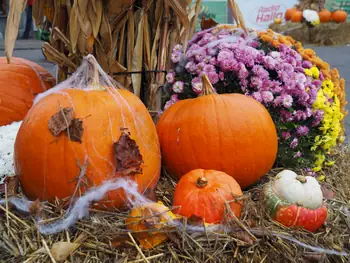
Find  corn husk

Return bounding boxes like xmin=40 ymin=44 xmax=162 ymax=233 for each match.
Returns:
xmin=4 ymin=0 xmax=206 ymax=111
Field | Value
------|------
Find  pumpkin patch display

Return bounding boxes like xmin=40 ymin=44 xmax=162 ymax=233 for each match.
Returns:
xmin=318 ymin=9 xmax=332 ymax=23
xmin=331 ymin=10 xmax=348 ymax=23
xmin=0 ymin=57 xmax=55 ymax=126
xmin=285 ymin=8 xmax=298 ymax=21
xmin=157 ymin=75 xmax=278 ymax=188
xmin=263 ymin=170 xmax=327 ymax=232
xmin=173 ymin=169 xmax=243 ymax=224
xmin=14 ymin=55 xmax=161 ymax=210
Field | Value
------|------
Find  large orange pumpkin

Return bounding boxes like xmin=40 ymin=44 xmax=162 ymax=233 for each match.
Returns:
xmin=173 ymin=169 xmax=243 ymax=224
xmin=291 ymin=10 xmax=303 ymax=22
xmin=332 ymin=10 xmax=347 ymax=23
xmin=14 ymin=56 xmax=161 ymax=210
xmin=319 ymin=9 xmax=332 ymax=23
xmin=285 ymin=8 xmax=297 ymax=21
xmin=0 ymin=57 xmax=55 ymax=126
xmin=156 ymin=75 xmax=278 ymax=189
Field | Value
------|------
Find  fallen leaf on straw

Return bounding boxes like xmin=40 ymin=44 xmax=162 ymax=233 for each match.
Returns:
xmin=126 ymin=201 xmax=178 ymax=249
xmin=50 ymin=242 xmax=81 ymax=261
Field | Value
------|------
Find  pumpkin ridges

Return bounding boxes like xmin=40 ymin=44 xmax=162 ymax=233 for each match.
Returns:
xmin=157 ymin=93 xmax=277 ymax=188
xmin=0 ymin=57 xmax=55 ymax=126
xmin=15 ymin=88 xmax=161 ymax=209
xmin=173 ymin=169 xmax=243 ymax=223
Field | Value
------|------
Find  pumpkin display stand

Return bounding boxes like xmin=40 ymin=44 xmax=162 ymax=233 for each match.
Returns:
xmin=270 ymin=21 xmax=350 ymax=46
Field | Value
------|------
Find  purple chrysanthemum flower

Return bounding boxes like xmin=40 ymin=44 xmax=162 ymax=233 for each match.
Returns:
xmin=312 ymin=110 xmax=324 ymax=127
xmin=171 ymin=52 xmax=182 ymax=63
xmin=218 ymin=71 xmax=225 ymax=81
xmin=194 ymin=49 xmax=207 ymax=62
xmin=173 ymin=44 xmax=183 ymax=53
xmin=191 ymin=77 xmax=202 ymax=94
xmin=203 ymin=64 xmax=216 ymax=73
xmin=252 ymin=91 xmax=263 ymax=102
xmin=282 ymin=132 xmax=291 ymax=140
xmin=208 ymin=71 xmax=219 ymax=84
xmin=290 ymin=138 xmax=298 ymax=149
xmin=302 ymin=60 xmax=313 ymax=69
xmin=166 ymin=72 xmax=176 ymax=84
xmin=296 ymin=126 xmax=309 ymax=137
xmin=250 ymin=76 xmax=263 ymax=88
xmin=172 ymin=81 xmax=184 ymax=93
xmin=185 ymin=61 xmax=197 ymax=73
xmin=217 ymin=50 xmax=234 ymax=62
xmin=281 ymin=94 xmax=293 ymax=108
xmin=262 ymin=91 xmax=274 ymax=103
xmin=294 ymin=151 xmax=302 ymax=158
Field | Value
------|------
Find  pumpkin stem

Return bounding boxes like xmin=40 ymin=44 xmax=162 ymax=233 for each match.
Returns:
xmin=296 ymin=175 xmax=307 ymax=184
xmin=200 ymin=74 xmax=217 ymax=96
xmin=85 ymin=54 xmax=104 ymax=90
xmin=196 ymin=177 xmax=208 ymax=188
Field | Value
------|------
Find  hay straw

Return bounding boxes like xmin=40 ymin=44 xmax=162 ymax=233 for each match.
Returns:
xmin=1 ymin=146 xmax=350 ymax=262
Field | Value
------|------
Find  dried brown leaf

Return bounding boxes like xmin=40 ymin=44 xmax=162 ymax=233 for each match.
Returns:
xmin=69 ymin=4 xmax=80 ymax=53
xmin=99 ymin=11 xmax=113 ymax=53
xmin=28 ymin=199 xmax=44 ymax=218
xmin=117 ymin=22 xmax=126 ymax=64
xmin=48 ymin=107 xmax=75 ymax=137
xmin=231 ymin=230 xmax=256 ymax=245
xmin=51 ymin=241 xmax=81 ymax=261
xmin=127 ymin=8 xmax=135 ymax=71
xmin=5 ymin=0 xmax=27 ymax=63
xmin=143 ymin=12 xmax=151 ymax=69
xmin=169 ymin=0 xmax=190 ymax=29
xmin=187 ymin=214 xmax=205 ymax=226
xmin=114 ymin=131 xmax=143 ymax=176
xmin=200 ymin=16 xmax=218 ymax=30
xmin=321 ymin=185 xmax=336 ymax=199
xmin=0 ymin=176 xmax=19 ymax=196
xmin=131 ymin=9 xmax=144 ymax=97
xmin=67 ymin=118 xmax=84 ymax=143
xmin=91 ymin=0 xmax=103 ymax=38
xmin=32 ymin=0 xmax=45 ymax=26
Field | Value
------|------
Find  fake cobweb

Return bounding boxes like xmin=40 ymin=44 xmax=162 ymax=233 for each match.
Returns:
xmin=0 ymin=55 xmax=347 ymax=257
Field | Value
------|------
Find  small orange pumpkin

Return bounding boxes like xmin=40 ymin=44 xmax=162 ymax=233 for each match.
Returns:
xmin=14 ymin=55 xmax=161 ymax=210
xmin=319 ymin=9 xmax=332 ymax=23
xmin=332 ymin=10 xmax=347 ymax=23
xmin=157 ymin=75 xmax=278 ymax=189
xmin=173 ymin=169 xmax=243 ymax=224
xmin=0 ymin=57 xmax=55 ymax=126
xmin=285 ymin=8 xmax=297 ymax=21
xmin=291 ymin=10 xmax=303 ymax=22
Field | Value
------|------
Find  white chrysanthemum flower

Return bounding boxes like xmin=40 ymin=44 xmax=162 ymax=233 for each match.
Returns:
xmin=303 ymin=9 xmax=320 ymax=25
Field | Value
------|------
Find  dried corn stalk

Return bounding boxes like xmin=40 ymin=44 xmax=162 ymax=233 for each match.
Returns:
xmin=5 ymin=0 xmax=199 ymax=112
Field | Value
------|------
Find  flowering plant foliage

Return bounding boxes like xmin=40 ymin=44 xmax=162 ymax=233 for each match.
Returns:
xmin=162 ymin=25 xmax=347 ymax=173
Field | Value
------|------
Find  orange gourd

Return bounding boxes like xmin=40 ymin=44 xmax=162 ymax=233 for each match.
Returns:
xmin=319 ymin=9 xmax=332 ymax=23
xmin=173 ymin=169 xmax=243 ymax=224
xmin=0 ymin=57 xmax=55 ymax=126
xmin=332 ymin=10 xmax=347 ymax=23
xmin=291 ymin=10 xmax=303 ymax=22
xmin=14 ymin=56 xmax=161 ymax=210
xmin=285 ymin=8 xmax=297 ymax=21
xmin=156 ymin=75 xmax=278 ymax=189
